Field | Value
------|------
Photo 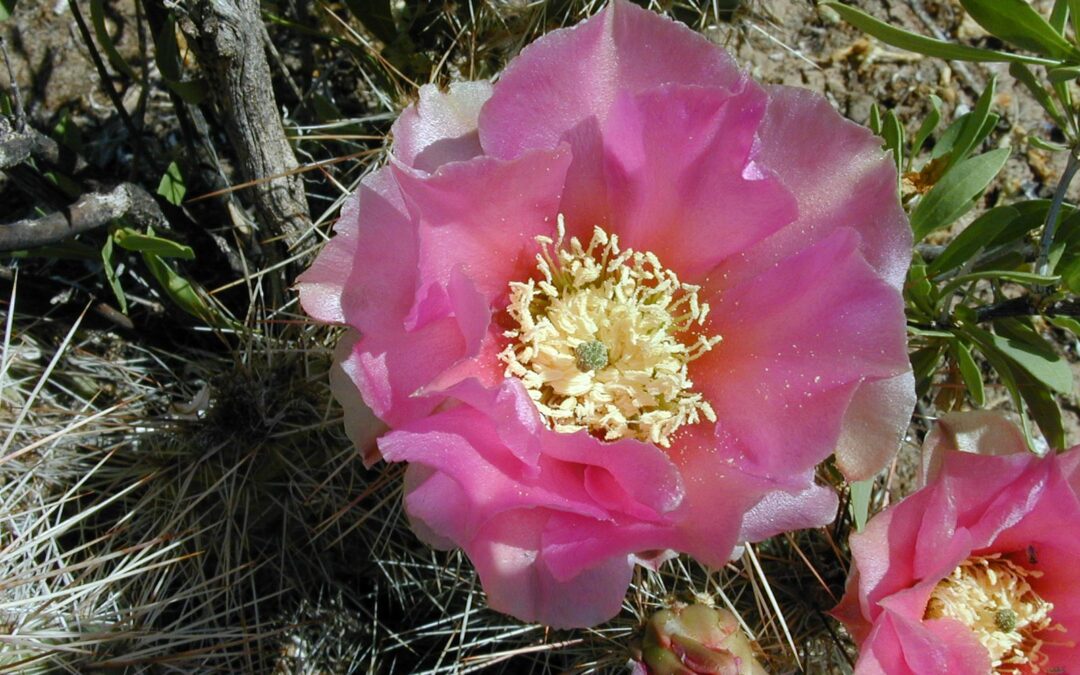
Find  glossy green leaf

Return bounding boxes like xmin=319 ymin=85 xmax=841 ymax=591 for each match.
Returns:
xmin=157 ymin=161 xmax=186 ymax=206
xmin=993 ymin=318 xmax=1074 ymax=394
xmin=951 ymin=339 xmax=985 ymax=406
xmin=114 ymin=227 xmax=194 ymax=260
xmin=824 ymin=2 xmax=1057 ymax=65
xmin=927 ymin=206 xmax=1018 ymax=277
xmin=960 ymin=0 xmax=1080 ymax=60
xmin=101 ymin=235 xmax=128 ymax=314
xmin=911 ymin=148 xmax=1011 ymax=240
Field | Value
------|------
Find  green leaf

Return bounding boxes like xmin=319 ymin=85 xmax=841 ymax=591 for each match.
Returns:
xmin=90 ymin=0 xmax=137 ymax=80
xmin=911 ymin=344 xmax=946 ymax=397
xmin=927 ymin=206 xmax=1018 ymax=277
xmin=823 ymin=2 xmax=1057 ymax=65
xmin=1029 ymin=136 xmax=1070 ymax=152
xmin=869 ymin=103 xmax=882 ymax=136
xmin=1051 ymin=0 xmax=1070 ymax=34
xmin=942 ymin=77 xmax=997 ymax=172
xmin=141 ymin=252 xmax=234 ymax=328
xmin=101 ymin=235 xmax=128 ymax=314
xmin=0 ymin=0 xmax=16 ymax=21
xmin=951 ymin=339 xmax=985 ymax=406
xmin=1009 ymin=62 xmax=1069 ymax=132
xmin=1049 ymin=315 xmax=1080 ymax=335
xmin=881 ymin=109 xmax=904 ymax=171
xmin=157 ymin=161 xmax=186 ymax=206
xmin=946 ymin=77 xmax=993 ymax=170
xmin=114 ymin=227 xmax=194 ymax=260
xmin=1049 ymin=64 xmax=1080 ymax=82
xmin=152 ymin=15 xmax=206 ymax=104
xmin=849 ymin=479 xmax=873 ymax=532
xmin=911 ymin=148 xmax=1011 ymax=240
xmin=993 ymin=318 xmax=1074 ymax=393
xmin=1071 ymin=0 xmax=1080 ymax=42
xmin=959 ymin=0 xmax=1080 ymax=60
xmin=910 ymin=95 xmax=942 ymax=164
xmin=1016 ymin=366 xmax=1067 ymax=449
xmin=907 ymin=263 xmax=937 ymax=315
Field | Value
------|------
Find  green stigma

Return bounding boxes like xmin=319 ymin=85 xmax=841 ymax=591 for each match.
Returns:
xmin=574 ymin=340 xmax=609 ymax=372
xmin=995 ymin=608 xmax=1018 ymax=633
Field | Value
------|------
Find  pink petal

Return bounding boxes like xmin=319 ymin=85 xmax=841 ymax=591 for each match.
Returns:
xmin=466 ymin=509 xmax=634 ymax=628
xmin=694 ymin=229 xmax=909 ymax=481
xmin=391 ymin=81 xmax=492 ymax=172
xmin=920 ymin=410 xmax=1029 ymax=485
xmin=478 ymin=0 xmax=744 ymax=233
xmin=834 ymin=372 xmax=916 ymax=482
xmin=390 ymin=147 xmax=571 ymax=307
xmin=341 ymin=316 xmax=466 ymax=427
xmin=600 ymin=83 xmax=797 ymax=280
xmin=737 ymin=479 xmax=839 ymax=542
xmin=329 ymin=330 xmax=388 ymax=467
xmin=296 ymin=169 xmax=417 ymax=334
xmin=740 ymin=85 xmax=912 ymax=291
xmin=478 ymin=0 xmax=743 ymax=162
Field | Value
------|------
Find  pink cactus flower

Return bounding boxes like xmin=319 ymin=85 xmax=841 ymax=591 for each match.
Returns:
xmin=299 ymin=0 xmax=913 ymax=627
xmin=834 ymin=412 xmax=1080 ymax=673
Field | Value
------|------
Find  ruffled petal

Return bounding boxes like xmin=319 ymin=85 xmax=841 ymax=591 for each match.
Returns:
xmin=296 ymin=169 xmax=417 ymax=334
xmin=737 ymin=479 xmax=839 ymax=542
xmin=479 ymin=0 xmax=745 ymax=234
xmin=600 ymin=83 xmax=797 ymax=279
xmin=329 ymin=330 xmax=388 ymax=467
xmin=739 ymin=85 xmax=912 ymax=291
xmin=920 ymin=410 xmax=1029 ymax=485
xmin=340 ymin=316 xmax=466 ymax=427
xmin=835 ymin=371 xmax=916 ymax=481
xmin=466 ymin=510 xmax=634 ymax=628
xmin=392 ymin=81 xmax=493 ymax=172
xmin=390 ymin=147 xmax=571 ymax=309
xmin=694 ymin=229 xmax=909 ymax=481
xmin=478 ymin=0 xmax=743 ymax=161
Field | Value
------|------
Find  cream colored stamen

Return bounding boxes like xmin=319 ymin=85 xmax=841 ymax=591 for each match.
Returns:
xmin=924 ymin=554 xmax=1057 ymax=673
xmin=498 ymin=216 xmax=720 ymax=447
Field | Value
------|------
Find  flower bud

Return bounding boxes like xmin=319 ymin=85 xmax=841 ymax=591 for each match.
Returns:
xmin=638 ymin=604 xmax=767 ymax=675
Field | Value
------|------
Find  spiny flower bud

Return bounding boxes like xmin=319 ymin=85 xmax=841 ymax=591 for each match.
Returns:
xmin=638 ymin=604 xmax=767 ymax=675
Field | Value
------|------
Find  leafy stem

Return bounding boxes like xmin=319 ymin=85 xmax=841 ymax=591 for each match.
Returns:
xmin=1036 ymin=141 xmax=1080 ymax=277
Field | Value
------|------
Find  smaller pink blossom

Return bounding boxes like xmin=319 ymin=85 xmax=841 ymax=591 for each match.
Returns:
xmin=834 ymin=412 xmax=1080 ymax=674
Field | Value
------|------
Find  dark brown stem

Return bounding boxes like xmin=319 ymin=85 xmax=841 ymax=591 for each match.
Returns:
xmin=973 ymin=296 xmax=1080 ymax=323
xmin=179 ymin=0 xmax=312 ymax=255
xmin=0 ymin=183 xmax=164 ymax=251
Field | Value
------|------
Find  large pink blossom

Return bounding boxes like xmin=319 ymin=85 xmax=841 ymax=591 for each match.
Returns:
xmin=834 ymin=412 xmax=1080 ymax=673
xmin=299 ymin=0 xmax=913 ymax=627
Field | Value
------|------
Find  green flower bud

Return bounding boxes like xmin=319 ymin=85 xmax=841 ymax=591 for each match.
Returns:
xmin=638 ymin=604 xmax=767 ymax=675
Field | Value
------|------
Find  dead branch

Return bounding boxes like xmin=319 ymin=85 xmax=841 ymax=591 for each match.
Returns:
xmin=0 ymin=183 xmax=164 ymax=251
xmin=179 ymin=0 xmax=312 ymax=256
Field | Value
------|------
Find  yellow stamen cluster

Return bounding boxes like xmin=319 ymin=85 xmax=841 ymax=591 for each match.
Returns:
xmin=924 ymin=554 xmax=1056 ymax=672
xmin=498 ymin=216 xmax=720 ymax=447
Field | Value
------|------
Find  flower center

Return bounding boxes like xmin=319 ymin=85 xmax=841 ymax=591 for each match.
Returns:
xmin=498 ymin=216 xmax=720 ymax=447
xmin=924 ymin=554 xmax=1056 ymax=672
